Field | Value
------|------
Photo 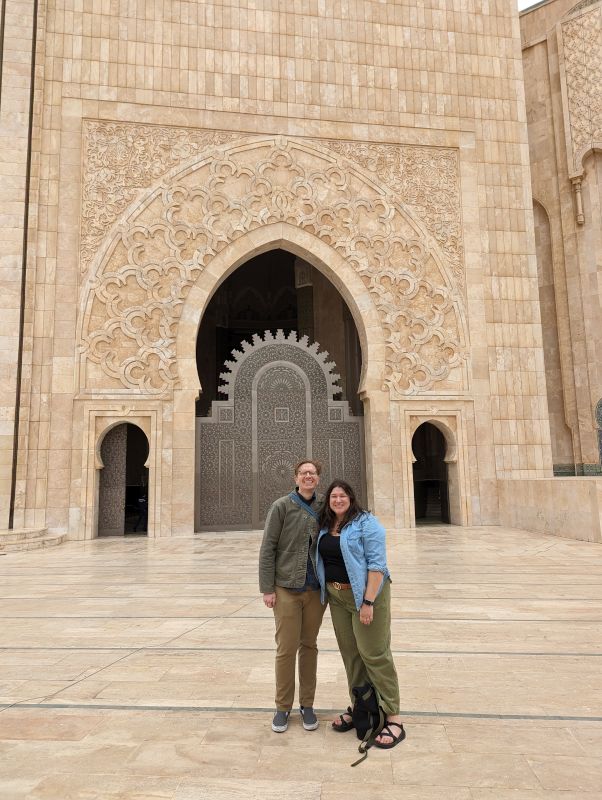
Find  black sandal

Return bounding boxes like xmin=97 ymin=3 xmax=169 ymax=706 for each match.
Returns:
xmin=374 ymin=721 xmax=406 ymax=749
xmin=332 ymin=706 xmax=354 ymax=732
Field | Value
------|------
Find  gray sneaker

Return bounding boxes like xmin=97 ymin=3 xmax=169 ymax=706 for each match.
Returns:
xmin=300 ymin=705 xmax=319 ymax=730
xmin=271 ymin=710 xmax=290 ymax=732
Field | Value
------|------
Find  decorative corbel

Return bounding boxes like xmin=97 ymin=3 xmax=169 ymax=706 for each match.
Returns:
xmin=571 ymin=177 xmax=585 ymax=225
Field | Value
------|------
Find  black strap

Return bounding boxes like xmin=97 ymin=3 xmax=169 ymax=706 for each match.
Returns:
xmin=350 ymin=693 xmax=385 ymax=767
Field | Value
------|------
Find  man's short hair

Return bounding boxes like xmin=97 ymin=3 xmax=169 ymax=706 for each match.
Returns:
xmin=294 ymin=459 xmax=322 ymax=476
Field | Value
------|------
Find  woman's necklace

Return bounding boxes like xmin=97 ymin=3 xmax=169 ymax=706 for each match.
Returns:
xmin=330 ymin=520 xmax=343 ymax=537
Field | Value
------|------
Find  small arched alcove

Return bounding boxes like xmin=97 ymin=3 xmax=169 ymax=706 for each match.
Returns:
xmin=412 ymin=422 xmax=450 ymax=525
xmin=98 ymin=423 xmax=149 ymax=536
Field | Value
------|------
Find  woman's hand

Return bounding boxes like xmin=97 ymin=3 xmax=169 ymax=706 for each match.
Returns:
xmin=263 ymin=592 xmax=276 ymax=608
xmin=360 ymin=571 xmax=383 ymax=625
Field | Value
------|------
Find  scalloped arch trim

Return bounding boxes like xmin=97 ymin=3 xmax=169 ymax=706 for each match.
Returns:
xmin=218 ymin=330 xmax=341 ymax=402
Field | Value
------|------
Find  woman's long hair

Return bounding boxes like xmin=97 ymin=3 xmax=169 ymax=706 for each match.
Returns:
xmin=319 ymin=480 xmax=366 ymax=532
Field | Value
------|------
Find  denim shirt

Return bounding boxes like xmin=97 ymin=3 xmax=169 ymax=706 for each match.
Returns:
xmin=315 ymin=512 xmax=390 ymax=610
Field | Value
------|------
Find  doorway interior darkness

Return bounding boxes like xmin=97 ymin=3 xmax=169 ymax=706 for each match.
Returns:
xmin=412 ymin=422 xmax=450 ymax=524
xmin=98 ymin=423 xmax=149 ymax=536
xmin=196 ymin=249 xmax=363 ymax=417
xmin=195 ymin=248 xmax=365 ymax=529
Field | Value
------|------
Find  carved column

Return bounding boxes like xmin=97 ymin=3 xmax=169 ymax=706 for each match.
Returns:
xmin=294 ymin=258 xmax=314 ymax=342
xmin=572 ymin=178 xmax=585 ymax=225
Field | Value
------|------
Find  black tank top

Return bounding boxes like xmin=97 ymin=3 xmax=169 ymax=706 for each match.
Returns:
xmin=318 ymin=533 xmax=350 ymax=583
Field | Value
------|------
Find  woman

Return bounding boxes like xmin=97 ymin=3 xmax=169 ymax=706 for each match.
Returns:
xmin=315 ymin=480 xmax=405 ymax=749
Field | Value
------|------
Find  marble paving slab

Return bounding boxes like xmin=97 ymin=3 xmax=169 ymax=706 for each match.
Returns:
xmin=0 ymin=525 xmax=601 ymax=798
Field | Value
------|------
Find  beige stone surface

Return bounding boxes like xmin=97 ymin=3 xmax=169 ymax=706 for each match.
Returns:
xmin=0 ymin=0 xmax=562 ymax=537
xmin=0 ymin=524 xmax=601 ymax=797
xmin=498 ymin=476 xmax=602 ymax=542
xmin=0 ymin=0 xmax=40 ymax=529
xmin=520 ymin=0 xmax=602 ymax=477
xmin=4 ymin=0 xmax=601 ymax=537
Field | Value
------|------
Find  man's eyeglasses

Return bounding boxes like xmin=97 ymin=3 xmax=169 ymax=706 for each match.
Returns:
xmin=297 ymin=471 xmax=318 ymax=477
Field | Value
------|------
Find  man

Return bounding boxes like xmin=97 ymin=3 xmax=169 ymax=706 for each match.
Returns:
xmin=259 ymin=459 xmax=326 ymax=732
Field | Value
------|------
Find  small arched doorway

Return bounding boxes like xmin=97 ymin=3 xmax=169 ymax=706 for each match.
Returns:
xmin=98 ymin=423 xmax=149 ymax=536
xmin=412 ymin=422 xmax=450 ymax=524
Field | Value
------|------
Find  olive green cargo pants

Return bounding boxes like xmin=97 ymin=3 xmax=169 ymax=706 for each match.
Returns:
xmin=327 ymin=579 xmax=400 ymax=715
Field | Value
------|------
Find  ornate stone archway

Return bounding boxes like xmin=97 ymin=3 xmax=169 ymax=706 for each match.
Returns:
xmin=97 ymin=422 xmax=149 ymax=536
xmin=77 ymin=129 xmax=471 ymax=533
xmin=79 ymin=134 xmax=469 ymax=399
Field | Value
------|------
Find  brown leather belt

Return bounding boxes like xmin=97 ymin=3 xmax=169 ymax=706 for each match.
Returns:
xmin=328 ymin=581 xmax=352 ymax=590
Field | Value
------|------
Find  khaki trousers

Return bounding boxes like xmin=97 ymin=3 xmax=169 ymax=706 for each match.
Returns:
xmin=327 ymin=580 xmax=400 ymax=715
xmin=273 ymin=586 xmax=326 ymax=711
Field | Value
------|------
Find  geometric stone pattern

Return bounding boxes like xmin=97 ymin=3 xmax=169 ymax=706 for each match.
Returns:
xmin=560 ymin=5 xmax=602 ymax=175
xmin=322 ymin=140 xmax=464 ymax=284
xmin=255 ymin=365 xmax=308 ymax=522
xmin=569 ymin=0 xmax=599 ymax=12
xmin=197 ymin=330 xmax=363 ymax=529
xmin=82 ymin=121 xmax=465 ymax=286
xmin=80 ymin=122 xmax=239 ymax=271
xmin=81 ymin=131 xmax=468 ymax=398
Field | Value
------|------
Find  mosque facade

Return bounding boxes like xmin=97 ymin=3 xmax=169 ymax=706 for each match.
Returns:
xmin=1 ymin=0 xmax=601 ymax=542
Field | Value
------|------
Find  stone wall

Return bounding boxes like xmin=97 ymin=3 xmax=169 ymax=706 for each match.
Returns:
xmin=499 ymin=477 xmax=602 ymax=543
xmin=0 ymin=0 xmax=42 ymax=529
xmin=521 ymin=0 xmax=602 ymax=476
xmin=1 ymin=0 xmax=555 ymax=536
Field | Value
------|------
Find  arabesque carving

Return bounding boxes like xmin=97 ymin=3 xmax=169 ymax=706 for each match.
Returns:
xmin=567 ymin=0 xmax=599 ymax=17
xmin=81 ymin=131 xmax=468 ymax=398
xmin=218 ymin=329 xmax=342 ymax=402
xmin=82 ymin=122 xmax=463 ymax=287
xmin=322 ymin=141 xmax=463 ymax=284
xmin=560 ymin=6 xmax=602 ymax=174
xmin=81 ymin=122 xmax=238 ymax=270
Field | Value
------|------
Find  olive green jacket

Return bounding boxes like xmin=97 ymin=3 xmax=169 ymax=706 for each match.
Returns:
xmin=258 ymin=492 xmax=323 ymax=594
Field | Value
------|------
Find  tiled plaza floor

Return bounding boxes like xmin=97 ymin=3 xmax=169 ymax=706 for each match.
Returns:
xmin=1 ymin=525 xmax=602 ymax=799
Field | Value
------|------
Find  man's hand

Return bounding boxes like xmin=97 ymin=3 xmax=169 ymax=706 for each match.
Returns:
xmin=263 ymin=592 xmax=276 ymax=609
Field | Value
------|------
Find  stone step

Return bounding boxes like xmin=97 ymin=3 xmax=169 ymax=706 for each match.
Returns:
xmin=0 ymin=527 xmax=47 ymax=543
xmin=0 ymin=529 xmax=67 ymax=553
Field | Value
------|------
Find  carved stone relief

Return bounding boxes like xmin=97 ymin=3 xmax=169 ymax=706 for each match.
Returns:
xmin=322 ymin=141 xmax=463 ymax=284
xmin=560 ymin=5 xmax=602 ymax=175
xmin=80 ymin=126 xmax=468 ymax=398
xmin=81 ymin=122 xmax=238 ymax=271
xmin=567 ymin=0 xmax=599 ymax=17
xmin=196 ymin=330 xmax=364 ymax=529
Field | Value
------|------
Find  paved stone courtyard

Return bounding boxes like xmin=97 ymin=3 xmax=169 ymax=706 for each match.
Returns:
xmin=1 ymin=525 xmax=602 ymax=799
